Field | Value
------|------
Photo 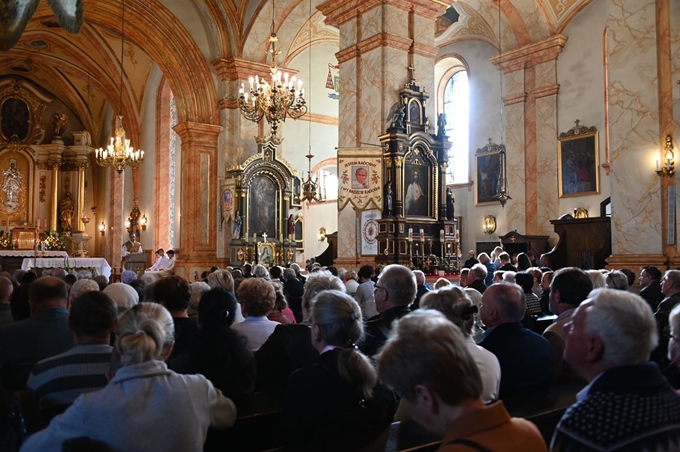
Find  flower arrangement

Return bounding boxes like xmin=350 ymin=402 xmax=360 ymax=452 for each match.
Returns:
xmin=42 ymin=230 xmax=66 ymax=250
xmin=0 ymin=231 xmax=10 ymax=249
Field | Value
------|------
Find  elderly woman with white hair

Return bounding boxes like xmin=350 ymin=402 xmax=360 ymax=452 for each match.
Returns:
xmin=20 ymin=302 xmax=237 ymax=452
xmin=103 ymin=282 xmax=139 ymax=314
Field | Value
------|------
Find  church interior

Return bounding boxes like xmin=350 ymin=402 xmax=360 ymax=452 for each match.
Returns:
xmin=0 ymin=0 xmax=677 ymax=277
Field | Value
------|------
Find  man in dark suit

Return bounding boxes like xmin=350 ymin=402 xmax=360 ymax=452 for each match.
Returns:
xmin=411 ymin=270 xmax=429 ymax=310
xmin=463 ymin=250 xmax=478 ymax=269
xmin=651 ymin=270 xmax=680 ymax=381
xmin=360 ymin=265 xmax=415 ymax=356
xmin=640 ymin=266 xmax=664 ymax=312
xmin=466 ymin=264 xmax=488 ymax=294
xmin=0 ymin=277 xmax=74 ymax=390
xmin=478 ymin=283 xmax=554 ymax=398
xmin=497 ymin=252 xmax=517 ymax=272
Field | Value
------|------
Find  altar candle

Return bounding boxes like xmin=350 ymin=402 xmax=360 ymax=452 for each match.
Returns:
xmin=408 ymin=228 xmax=413 ymax=242
xmin=253 ymin=233 xmax=257 ymax=243
xmin=420 ymin=229 xmax=425 ymax=241
xmin=45 ymin=218 xmax=48 ymax=230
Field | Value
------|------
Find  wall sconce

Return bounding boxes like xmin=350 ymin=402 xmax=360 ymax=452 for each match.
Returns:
xmin=125 ymin=218 xmax=131 ymax=232
xmin=99 ymin=221 xmax=106 ymax=236
xmin=657 ymin=135 xmax=675 ymax=177
xmin=81 ymin=212 xmax=90 ymax=226
xmin=483 ymin=215 xmax=497 ymax=234
xmin=140 ymin=214 xmax=147 ymax=231
xmin=318 ymin=227 xmax=327 ymax=242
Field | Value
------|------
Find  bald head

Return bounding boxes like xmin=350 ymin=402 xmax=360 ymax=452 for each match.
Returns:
xmin=0 ymin=276 xmax=12 ymax=303
xmin=480 ymin=283 xmax=526 ymax=327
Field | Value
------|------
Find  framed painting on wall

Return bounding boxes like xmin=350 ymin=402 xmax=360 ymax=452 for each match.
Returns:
xmin=558 ymin=124 xmax=599 ymax=197
xmin=475 ymin=145 xmax=502 ymax=205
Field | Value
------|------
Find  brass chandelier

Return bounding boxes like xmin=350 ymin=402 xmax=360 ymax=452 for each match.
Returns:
xmin=95 ymin=0 xmax=144 ymax=174
xmin=238 ymin=1 xmax=307 ymax=142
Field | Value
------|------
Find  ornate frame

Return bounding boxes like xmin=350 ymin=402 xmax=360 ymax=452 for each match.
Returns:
xmin=403 ymin=141 xmax=437 ymax=219
xmin=258 ymin=241 xmax=275 ymax=265
xmin=474 ymin=139 xmax=503 ymax=206
xmin=558 ymin=122 xmax=599 ymax=198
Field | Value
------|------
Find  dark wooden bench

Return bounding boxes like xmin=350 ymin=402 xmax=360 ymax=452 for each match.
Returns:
xmin=204 ymin=392 xmax=282 ymax=452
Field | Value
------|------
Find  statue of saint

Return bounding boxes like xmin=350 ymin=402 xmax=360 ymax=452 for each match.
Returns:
xmin=446 ymin=187 xmax=455 ymax=220
xmin=59 ymin=191 xmax=75 ymax=232
xmin=437 ymin=113 xmax=447 ymax=137
xmin=2 ymin=158 xmax=22 ymax=213
xmin=232 ymin=210 xmax=242 ymax=238
xmin=392 ymin=106 xmax=406 ymax=129
xmin=288 ymin=214 xmax=295 ymax=238
xmin=53 ymin=113 xmax=68 ymax=137
xmin=383 ymin=182 xmax=394 ymax=217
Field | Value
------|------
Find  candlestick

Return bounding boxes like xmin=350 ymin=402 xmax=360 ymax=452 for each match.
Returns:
xmin=408 ymin=228 xmax=413 ymax=242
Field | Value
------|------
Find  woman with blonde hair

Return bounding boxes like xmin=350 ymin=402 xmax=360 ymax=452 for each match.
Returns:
xmin=282 ymin=290 xmax=394 ymax=450
xmin=21 ymin=302 xmax=236 ymax=452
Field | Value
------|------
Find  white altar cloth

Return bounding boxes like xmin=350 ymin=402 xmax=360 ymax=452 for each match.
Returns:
xmin=0 ymin=250 xmax=68 ymax=258
xmin=22 ymin=257 xmax=111 ymax=279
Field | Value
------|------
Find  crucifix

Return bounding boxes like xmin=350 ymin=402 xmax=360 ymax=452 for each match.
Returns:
xmin=262 ymin=232 xmax=268 ymax=242
xmin=408 ymin=64 xmax=416 ymax=83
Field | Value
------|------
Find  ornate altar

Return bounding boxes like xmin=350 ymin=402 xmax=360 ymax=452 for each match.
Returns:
xmin=226 ymin=140 xmax=301 ymax=267
xmin=375 ymin=81 xmax=460 ymax=274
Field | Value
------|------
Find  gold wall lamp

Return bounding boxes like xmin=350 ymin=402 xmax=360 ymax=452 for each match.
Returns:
xmin=483 ymin=215 xmax=497 ymax=234
xmin=656 ymin=135 xmax=675 ymax=177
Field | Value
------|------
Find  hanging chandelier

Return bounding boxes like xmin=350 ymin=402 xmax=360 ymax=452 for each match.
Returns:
xmin=302 ymin=151 xmax=324 ymax=203
xmin=238 ymin=1 xmax=307 ymax=142
xmin=95 ymin=0 xmax=144 ymax=174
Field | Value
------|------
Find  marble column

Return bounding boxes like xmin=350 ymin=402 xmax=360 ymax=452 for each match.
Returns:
xmin=107 ymin=167 xmax=125 ymax=269
xmin=173 ymin=122 xmax=224 ymax=278
xmin=318 ymin=0 xmax=444 ymax=267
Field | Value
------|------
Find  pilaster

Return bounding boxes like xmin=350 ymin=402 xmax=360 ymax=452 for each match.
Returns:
xmin=173 ymin=122 xmax=225 ymax=277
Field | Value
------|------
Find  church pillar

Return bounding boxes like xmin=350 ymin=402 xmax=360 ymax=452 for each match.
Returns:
xmin=173 ymin=122 xmax=223 ymax=278
xmin=605 ymin=0 xmax=675 ymax=270
xmin=490 ymin=36 xmax=566 ymax=237
xmin=319 ymin=0 xmax=444 ymax=267
xmin=106 ymin=168 xmax=125 ymax=269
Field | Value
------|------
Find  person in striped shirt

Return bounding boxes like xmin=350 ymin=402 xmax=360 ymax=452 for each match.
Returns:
xmin=27 ymin=291 xmax=118 ymax=407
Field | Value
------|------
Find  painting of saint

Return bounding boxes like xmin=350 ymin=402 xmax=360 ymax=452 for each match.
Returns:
xmin=248 ymin=176 xmax=277 ymax=236
xmin=404 ymin=166 xmax=429 ymax=217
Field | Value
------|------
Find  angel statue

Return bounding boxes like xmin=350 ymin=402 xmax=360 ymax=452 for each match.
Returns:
xmin=53 ymin=113 xmax=68 ymax=137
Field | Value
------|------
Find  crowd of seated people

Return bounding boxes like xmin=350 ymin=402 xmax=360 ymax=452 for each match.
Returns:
xmin=0 ymin=257 xmax=679 ymax=451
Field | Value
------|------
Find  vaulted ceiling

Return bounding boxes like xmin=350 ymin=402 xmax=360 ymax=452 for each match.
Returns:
xmin=0 ymin=0 xmax=592 ymax=146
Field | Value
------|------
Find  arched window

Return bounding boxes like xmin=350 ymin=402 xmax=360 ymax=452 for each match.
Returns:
xmin=442 ymin=68 xmax=469 ymax=184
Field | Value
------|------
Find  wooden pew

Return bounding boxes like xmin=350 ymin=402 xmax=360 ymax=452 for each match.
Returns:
xmin=204 ymin=392 xmax=282 ymax=452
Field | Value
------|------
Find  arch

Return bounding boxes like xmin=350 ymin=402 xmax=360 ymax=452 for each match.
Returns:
xmin=32 ymin=0 xmax=220 ymax=126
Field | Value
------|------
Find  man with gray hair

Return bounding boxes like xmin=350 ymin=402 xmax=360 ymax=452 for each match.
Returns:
xmin=411 ymin=270 xmax=429 ymax=310
xmin=478 ymin=283 xmax=553 ymax=397
xmin=467 ymin=263 xmax=488 ymax=294
xmin=551 ymin=288 xmax=680 ymax=451
xmin=360 ymin=264 xmax=415 ymax=356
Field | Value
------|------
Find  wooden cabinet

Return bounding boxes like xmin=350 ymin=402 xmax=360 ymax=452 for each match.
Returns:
xmin=498 ymin=231 xmax=550 ymax=257
xmin=544 ymin=217 xmax=611 ymax=270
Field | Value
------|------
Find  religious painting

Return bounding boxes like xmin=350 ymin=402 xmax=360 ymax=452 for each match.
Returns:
xmin=248 ymin=175 xmax=277 ymax=237
xmin=558 ymin=130 xmax=599 ymax=197
xmin=1 ymin=98 xmax=29 ymax=141
xmin=408 ymin=99 xmax=422 ymax=125
xmin=291 ymin=176 xmax=302 ymax=207
xmin=221 ymin=188 xmax=233 ymax=225
xmin=475 ymin=149 xmax=502 ymax=205
xmin=258 ymin=242 xmax=275 ymax=265
xmin=404 ymin=164 xmax=429 ymax=217
xmin=0 ymin=149 xmax=32 ymax=224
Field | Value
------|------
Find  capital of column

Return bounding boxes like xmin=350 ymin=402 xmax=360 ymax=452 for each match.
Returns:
xmin=319 ymin=0 xmax=445 ymax=27
xmin=212 ymin=57 xmax=299 ymax=83
xmin=173 ymin=122 xmax=222 ymax=146
xmin=490 ymin=35 xmax=568 ymax=73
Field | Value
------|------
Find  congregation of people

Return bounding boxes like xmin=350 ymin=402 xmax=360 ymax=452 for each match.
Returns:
xmin=1 ymin=246 xmax=680 ymax=451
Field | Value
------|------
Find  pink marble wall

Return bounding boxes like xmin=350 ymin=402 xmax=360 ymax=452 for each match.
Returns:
xmin=607 ymin=0 xmax=663 ymax=255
